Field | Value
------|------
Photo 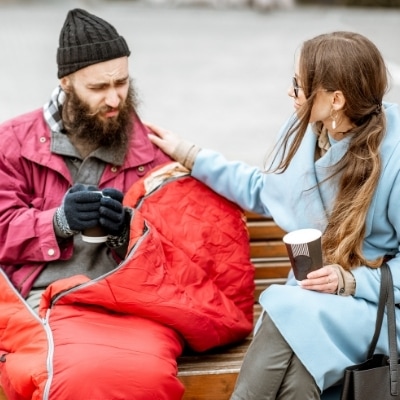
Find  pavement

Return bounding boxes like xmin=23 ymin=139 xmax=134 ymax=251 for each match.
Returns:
xmin=0 ymin=0 xmax=399 ymax=166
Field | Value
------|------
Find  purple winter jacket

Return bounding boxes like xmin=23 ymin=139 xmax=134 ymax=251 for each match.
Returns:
xmin=0 ymin=108 xmax=171 ymax=297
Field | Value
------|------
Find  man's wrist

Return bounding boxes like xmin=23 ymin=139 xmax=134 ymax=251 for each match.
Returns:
xmin=106 ymin=208 xmax=132 ymax=249
xmin=54 ymin=207 xmax=78 ymax=237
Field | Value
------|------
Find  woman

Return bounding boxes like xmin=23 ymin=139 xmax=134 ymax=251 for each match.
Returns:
xmin=147 ymin=31 xmax=400 ymax=399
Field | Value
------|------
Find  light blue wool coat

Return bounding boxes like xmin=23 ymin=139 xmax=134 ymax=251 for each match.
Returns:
xmin=191 ymin=102 xmax=400 ymax=392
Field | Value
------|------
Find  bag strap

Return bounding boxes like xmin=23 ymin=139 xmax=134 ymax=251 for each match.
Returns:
xmin=367 ymin=263 xmax=389 ymax=358
xmin=385 ymin=264 xmax=398 ymax=396
xmin=367 ymin=263 xmax=398 ymax=396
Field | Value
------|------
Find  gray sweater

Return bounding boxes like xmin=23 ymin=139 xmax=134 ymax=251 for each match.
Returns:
xmin=33 ymin=131 xmax=125 ymax=289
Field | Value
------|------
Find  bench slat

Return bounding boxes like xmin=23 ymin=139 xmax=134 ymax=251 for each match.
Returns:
xmin=180 ymin=373 xmax=238 ymax=400
xmin=254 ymin=260 xmax=291 ymax=279
xmin=250 ymin=241 xmax=287 ymax=258
xmin=244 ymin=211 xmax=270 ymax=221
xmin=247 ymin=221 xmax=285 ymax=240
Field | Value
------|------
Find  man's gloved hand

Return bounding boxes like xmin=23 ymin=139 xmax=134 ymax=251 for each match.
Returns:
xmin=58 ymin=184 xmax=102 ymax=233
xmin=99 ymin=188 xmax=128 ymax=237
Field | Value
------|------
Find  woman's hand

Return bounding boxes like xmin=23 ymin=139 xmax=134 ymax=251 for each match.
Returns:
xmin=146 ymin=122 xmax=182 ymax=157
xmin=299 ymin=265 xmax=339 ymax=294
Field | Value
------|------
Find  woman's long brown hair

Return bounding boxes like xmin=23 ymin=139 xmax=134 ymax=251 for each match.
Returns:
xmin=267 ymin=32 xmax=388 ymax=270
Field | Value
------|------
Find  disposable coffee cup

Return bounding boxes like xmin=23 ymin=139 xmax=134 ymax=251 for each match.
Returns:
xmin=81 ymin=226 xmax=108 ymax=243
xmin=81 ymin=191 xmax=109 ymax=243
xmin=283 ymin=228 xmax=323 ymax=284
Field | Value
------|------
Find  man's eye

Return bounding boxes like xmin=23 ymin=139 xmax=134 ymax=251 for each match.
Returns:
xmin=116 ymin=80 xmax=128 ymax=86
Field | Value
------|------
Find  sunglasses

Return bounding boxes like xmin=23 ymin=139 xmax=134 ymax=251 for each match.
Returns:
xmin=292 ymin=77 xmax=303 ymax=98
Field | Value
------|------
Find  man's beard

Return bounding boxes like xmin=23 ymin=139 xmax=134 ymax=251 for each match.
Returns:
xmin=62 ymin=82 xmax=138 ymax=149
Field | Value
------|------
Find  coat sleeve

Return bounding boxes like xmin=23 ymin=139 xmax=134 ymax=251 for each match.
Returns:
xmin=192 ymin=149 xmax=270 ymax=217
xmin=0 ymin=123 xmax=66 ymax=264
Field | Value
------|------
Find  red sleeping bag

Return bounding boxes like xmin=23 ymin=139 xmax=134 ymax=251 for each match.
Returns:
xmin=0 ymin=162 xmax=254 ymax=400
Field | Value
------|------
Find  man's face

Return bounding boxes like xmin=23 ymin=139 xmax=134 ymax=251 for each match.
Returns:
xmin=62 ymin=56 xmax=131 ymax=118
xmin=61 ymin=57 xmax=138 ymax=148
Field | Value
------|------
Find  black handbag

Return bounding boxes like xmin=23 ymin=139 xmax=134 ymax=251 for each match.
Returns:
xmin=340 ymin=263 xmax=400 ymax=399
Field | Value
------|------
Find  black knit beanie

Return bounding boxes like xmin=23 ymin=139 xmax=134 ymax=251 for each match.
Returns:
xmin=57 ymin=8 xmax=131 ymax=78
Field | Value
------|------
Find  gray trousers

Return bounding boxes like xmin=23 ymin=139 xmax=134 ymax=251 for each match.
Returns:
xmin=230 ymin=312 xmax=320 ymax=400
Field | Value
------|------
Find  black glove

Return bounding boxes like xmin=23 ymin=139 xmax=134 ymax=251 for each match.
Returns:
xmin=58 ymin=184 xmax=102 ymax=233
xmin=99 ymin=188 xmax=128 ymax=237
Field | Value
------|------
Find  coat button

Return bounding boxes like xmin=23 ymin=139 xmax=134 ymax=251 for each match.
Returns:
xmin=111 ymin=166 xmax=118 ymax=173
xmin=48 ymin=249 xmax=55 ymax=256
xmin=138 ymin=166 xmax=145 ymax=172
xmin=40 ymin=137 xmax=47 ymax=143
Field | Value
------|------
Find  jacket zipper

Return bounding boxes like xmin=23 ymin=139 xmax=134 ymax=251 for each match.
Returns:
xmin=42 ymin=309 xmax=54 ymax=400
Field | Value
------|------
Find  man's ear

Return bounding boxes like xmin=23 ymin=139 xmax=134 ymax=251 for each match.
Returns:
xmin=60 ymin=77 xmax=71 ymax=93
xmin=331 ymin=90 xmax=346 ymax=111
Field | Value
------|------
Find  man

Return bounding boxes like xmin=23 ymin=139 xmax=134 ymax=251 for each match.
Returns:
xmin=0 ymin=8 xmax=171 ymax=308
xmin=0 ymin=9 xmax=254 ymax=400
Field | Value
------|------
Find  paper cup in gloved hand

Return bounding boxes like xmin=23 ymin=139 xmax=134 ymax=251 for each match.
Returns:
xmin=81 ymin=225 xmax=108 ymax=243
xmin=81 ymin=190 xmax=109 ymax=243
xmin=283 ymin=229 xmax=323 ymax=284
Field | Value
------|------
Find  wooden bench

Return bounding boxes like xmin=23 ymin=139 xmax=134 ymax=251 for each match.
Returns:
xmin=0 ymin=211 xmax=290 ymax=400
xmin=177 ymin=211 xmax=291 ymax=399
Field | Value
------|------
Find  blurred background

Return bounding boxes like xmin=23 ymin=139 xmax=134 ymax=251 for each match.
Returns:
xmin=0 ymin=0 xmax=399 ymax=166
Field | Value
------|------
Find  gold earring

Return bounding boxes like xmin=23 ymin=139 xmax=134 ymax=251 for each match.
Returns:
xmin=330 ymin=109 xmax=338 ymax=130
